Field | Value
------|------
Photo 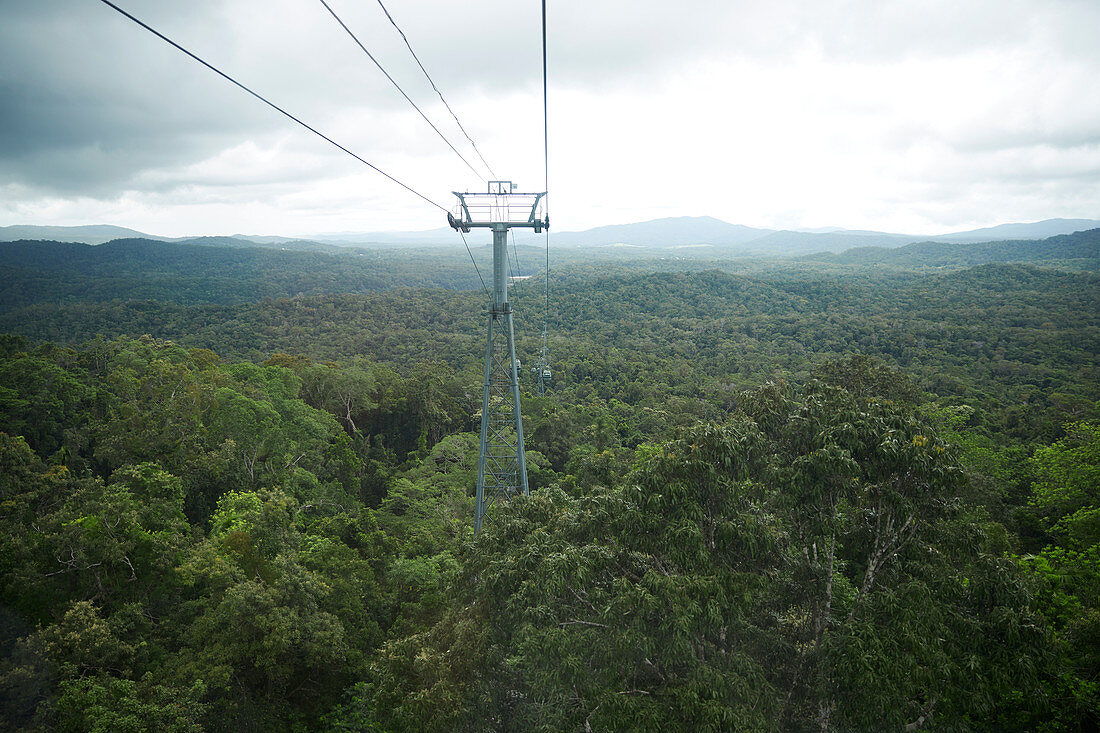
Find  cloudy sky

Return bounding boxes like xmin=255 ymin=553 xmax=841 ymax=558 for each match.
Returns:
xmin=2 ymin=0 xmax=1098 ymax=237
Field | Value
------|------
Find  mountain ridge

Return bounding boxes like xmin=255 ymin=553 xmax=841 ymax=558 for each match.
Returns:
xmin=802 ymin=227 xmax=1100 ymax=269
xmin=4 ymin=217 xmax=1099 ymax=256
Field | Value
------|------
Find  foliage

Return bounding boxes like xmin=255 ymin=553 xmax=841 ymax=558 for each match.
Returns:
xmin=1 ymin=239 xmax=1097 ymax=729
xmin=1023 ymin=421 xmax=1100 ymax=728
xmin=344 ymin=389 xmax=1055 ymax=731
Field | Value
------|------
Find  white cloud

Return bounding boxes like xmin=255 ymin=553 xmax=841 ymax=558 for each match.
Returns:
xmin=0 ymin=0 xmax=1097 ymax=235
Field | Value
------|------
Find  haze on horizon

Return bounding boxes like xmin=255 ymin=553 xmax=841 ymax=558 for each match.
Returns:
xmin=1 ymin=0 xmax=1098 ymax=238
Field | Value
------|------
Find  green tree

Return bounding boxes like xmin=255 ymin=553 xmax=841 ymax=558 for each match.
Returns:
xmin=1024 ymin=421 xmax=1100 ymax=727
xmin=177 ymin=489 xmax=356 ymax=727
xmin=347 ymin=384 xmax=1056 ymax=731
xmin=0 ymin=351 xmax=90 ymax=459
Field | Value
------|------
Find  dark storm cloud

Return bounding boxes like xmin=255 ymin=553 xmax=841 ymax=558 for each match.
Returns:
xmin=0 ymin=0 xmax=285 ymax=193
xmin=0 ymin=75 xmax=257 ymax=194
xmin=0 ymin=0 xmax=756 ymax=196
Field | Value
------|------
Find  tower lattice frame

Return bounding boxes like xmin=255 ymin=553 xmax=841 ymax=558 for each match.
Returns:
xmin=449 ymin=182 xmax=548 ymax=531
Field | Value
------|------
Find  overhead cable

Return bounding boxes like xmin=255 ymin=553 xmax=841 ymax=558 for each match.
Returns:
xmin=374 ymin=0 xmax=498 ymax=179
xmin=541 ymin=0 xmax=551 ymax=328
xmin=458 ymin=229 xmax=489 ymax=296
xmin=317 ymin=0 xmax=486 ymax=181
xmin=93 ymin=0 xmax=447 ymax=213
xmin=508 ymin=229 xmax=524 ymax=281
xmin=542 ymin=0 xmax=550 ymax=206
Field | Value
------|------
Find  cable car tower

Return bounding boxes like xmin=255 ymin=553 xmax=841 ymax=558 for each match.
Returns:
xmin=449 ymin=181 xmax=548 ymax=531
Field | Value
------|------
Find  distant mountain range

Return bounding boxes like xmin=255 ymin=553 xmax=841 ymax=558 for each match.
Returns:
xmin=2 ymin=229 xmax=1095 ymax=314
xmin=3 ymin=217 xmax=1099 ymax=256
xmin=0 ymin=225 xmax=346 ymax=252
xmin=802 ymin=228 xmax=1100 ymax=268
xmin=511 ymin=217 xmax=772 ymax=248
xmin=0 ymin=224 xmax=153 ymax=245
xmin=933 ymin=219 xmax=1100 ymax=242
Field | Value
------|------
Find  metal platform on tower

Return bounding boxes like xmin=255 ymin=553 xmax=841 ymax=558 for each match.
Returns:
xmin=448 ymin=181 xmax=549 ymax=531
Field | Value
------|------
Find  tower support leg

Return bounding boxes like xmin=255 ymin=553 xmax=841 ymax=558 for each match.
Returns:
xmin=474 ymin=224 xmax=530 ymax=531
xmin=475 ymin=307 xmax=529 ymax=532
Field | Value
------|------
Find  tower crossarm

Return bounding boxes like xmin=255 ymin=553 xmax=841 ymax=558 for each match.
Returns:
xmin=447 ymin=183 xmax=549 ymax=232
xmin=449 ymin=192 xmax=475 ymax=232
xmin=527 ymin=192 xmax=546 ymax=227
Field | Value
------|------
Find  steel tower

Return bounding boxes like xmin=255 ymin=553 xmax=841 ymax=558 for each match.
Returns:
xmin=448 ymin=181 xmax=548 ymax=531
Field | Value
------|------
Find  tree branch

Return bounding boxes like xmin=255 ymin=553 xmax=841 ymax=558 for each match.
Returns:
xmin=559 ymin=619 xmax=610 ymax=629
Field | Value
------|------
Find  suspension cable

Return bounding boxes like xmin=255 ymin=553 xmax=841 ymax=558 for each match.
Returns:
xmin=374 ymin=0 xmax=498 ymax=180
xmin=458 ymin=229 xmax=489 ymax=297
xmin=317 ymin=0 xmax=486 ymax=181
xmin=541 ymin=0 xmax=551 ymax=332
xmin=508 ymin=229 xmax=523 ymax=281
xmin=93 ymin=0 xmax=447 ymax=213
xmin=504 ymin=231 xmax=515 ymax=283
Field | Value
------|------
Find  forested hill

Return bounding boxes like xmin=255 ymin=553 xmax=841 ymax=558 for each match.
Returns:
xmin=3 ymin=263 xmax=1095 ymax=443
xmin=0 ymin=238 xmax=494 ymax=307
xmin=3 ymin=228 xmax=1095 ymax=311
xmin=804 ymin=226 xmax=1100 ymax=269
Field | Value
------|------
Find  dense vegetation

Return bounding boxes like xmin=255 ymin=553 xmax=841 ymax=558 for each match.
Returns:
xmin=0 ymin=238 xmax=496 ymax=308
xmin=0 ymin=234 xmax=1097 ymax=730
xmin=3 ymin=227 xmax=1095 ymax=309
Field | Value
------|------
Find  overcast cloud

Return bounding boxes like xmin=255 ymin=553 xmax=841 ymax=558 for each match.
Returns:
xmin=1 ymin=0 xmax=1098 ymax=236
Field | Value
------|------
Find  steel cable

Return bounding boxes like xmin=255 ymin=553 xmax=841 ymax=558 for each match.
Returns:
xmin=374 ymin=0 xmax=497 ymax=179
xmin=317 ymin=0 xmax=486 ymax=181
xmin=93 ymin=0 xmax=448 ymax=213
